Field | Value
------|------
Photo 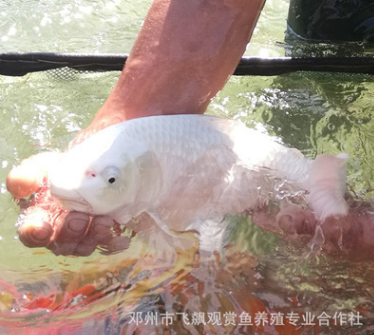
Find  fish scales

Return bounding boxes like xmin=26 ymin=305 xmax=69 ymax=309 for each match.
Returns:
xmin=48 ymin=115 xmax=349 ymax=235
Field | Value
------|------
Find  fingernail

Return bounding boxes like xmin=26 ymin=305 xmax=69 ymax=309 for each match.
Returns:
xmin=68 ymin=219 xmax=88 ymax=233
xmin=31 ymin=227 xmax=51 ymax=241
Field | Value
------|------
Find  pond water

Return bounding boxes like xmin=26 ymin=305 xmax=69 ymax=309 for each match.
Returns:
xmin=1 ymin=0 xmax=374 ymax=334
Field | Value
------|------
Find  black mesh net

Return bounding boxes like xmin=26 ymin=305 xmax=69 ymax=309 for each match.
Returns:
xmin=2 ymin=52 xmax=374 ymax=78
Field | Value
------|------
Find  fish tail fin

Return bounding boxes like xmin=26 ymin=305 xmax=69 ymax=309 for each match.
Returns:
xmin=308 ymin=153 xmax=349 ymax=221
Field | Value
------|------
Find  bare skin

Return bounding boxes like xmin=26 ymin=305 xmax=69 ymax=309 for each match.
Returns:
xmin=252 ymin=199 xmax=374 ymax=261
xmin=7 ymin=0 xmax=265 ymax=256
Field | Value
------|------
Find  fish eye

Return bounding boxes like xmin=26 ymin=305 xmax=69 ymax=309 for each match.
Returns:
xmin=102 ymin=166 xmax=121 ymax=185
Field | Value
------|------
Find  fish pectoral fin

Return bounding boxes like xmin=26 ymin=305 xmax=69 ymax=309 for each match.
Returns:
xmin=144 ymin=211 xmax=200 ymax=251
xmin=308 ymin=153 xmax=349 ymax=221
xmin=147 ymin=211 xmax=174 ymax=237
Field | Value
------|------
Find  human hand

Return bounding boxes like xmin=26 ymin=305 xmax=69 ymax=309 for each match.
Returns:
xmin=6 ymin=112 xmax=131 ymax=256
xmin=252 ymin=201 xmax=374 ymax=261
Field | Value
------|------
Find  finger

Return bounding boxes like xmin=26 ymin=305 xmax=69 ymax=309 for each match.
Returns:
xmin=49 ymin=211 xmax=90 ymax=256
xmin=103 ymin=236 xmax=131 ymax=254
xmin=251 ymin=208 xmax=282 ymax=234
xmin=276 ymin=207 xmax=316 ymax=235
xmin=72 ymin=216 xmax=115 ymax=257
xmin=337 ymin=212 xmax=374 ymax=260
xmin=73 ymin=240 xmax=98 ymax=257
xmin=73 ymin=235 xmax=131 ymax=257
xmin=18 ymin=208 xmax=54 ymax=248
xmin=87 ymin=216 xmax=115 ymax=244
xmin=6 ymin=160 xmax=45 ymax=199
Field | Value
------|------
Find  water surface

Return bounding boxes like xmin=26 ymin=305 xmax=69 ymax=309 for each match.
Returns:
xmin=1 ymin=0 xmax=374 ymax=334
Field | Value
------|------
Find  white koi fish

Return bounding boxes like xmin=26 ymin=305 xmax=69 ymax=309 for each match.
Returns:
xmin=48 ymin=115 xmax=348 ymax=250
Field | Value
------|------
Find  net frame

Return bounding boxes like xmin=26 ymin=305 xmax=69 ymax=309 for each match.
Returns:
xmin=2 ymin=53 xmax=374 ymax=77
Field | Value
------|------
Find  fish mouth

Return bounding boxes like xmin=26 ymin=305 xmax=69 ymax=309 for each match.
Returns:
xmin=49 ymin=164 xmax=94 ymax=214
xmin=50 ymin=184 xmax=93 ymax=214
xmin=55 ymin=196 xmax=93 ymax=214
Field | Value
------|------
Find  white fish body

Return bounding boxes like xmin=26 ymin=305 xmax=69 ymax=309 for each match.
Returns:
xmin=49 ymin=115 xmax=348 ymax=242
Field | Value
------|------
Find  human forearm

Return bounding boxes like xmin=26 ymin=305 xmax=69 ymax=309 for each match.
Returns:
xmin=98 ymin=0 xmax=265 ymax=120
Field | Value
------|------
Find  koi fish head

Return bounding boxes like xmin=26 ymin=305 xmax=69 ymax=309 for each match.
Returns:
xmin=49 ymin=123 xmax=149 ymax=217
